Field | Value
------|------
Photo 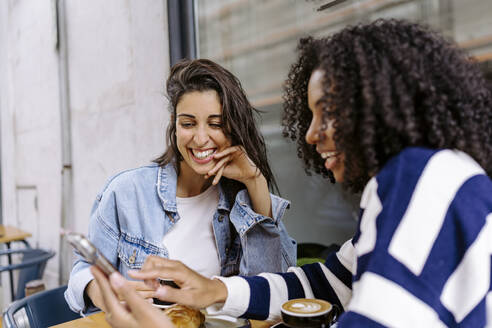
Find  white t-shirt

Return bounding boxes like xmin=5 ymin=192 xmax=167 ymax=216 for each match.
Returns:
xmin=162 ymin=185 xmax=221 ymax=278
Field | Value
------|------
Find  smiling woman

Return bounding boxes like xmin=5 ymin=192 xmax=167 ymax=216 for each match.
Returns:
xmin=175 ymin=91 xmax=230 ymax=179
xmin=64 ymin=59 xmax=297 ymax=315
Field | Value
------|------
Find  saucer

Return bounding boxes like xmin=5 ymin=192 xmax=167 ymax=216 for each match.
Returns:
xmin=205 ymin=316 xmax=250 ymax=328
xmin=271 ymin=321 xmax=338 ymax=327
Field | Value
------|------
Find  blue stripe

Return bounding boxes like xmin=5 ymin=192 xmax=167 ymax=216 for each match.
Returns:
xmin=282 ymin=272 xmax=305 ymax=300
xmin=301 ymin=263 xmax=342 ymax=308
xmin=357 ymin=253 xmax=457 ymax=327
xmin=324 ymin=252 xmax=352 ymax=289
xmin=241 ymin=276 xmax=270 ymax=320
xmin=459 ymin=297 xmax=487 ymax=326
xmin=337 ymin=311 xmax=387 ymax=327
xmin=420 ymin=175 xmax=492 ymax=292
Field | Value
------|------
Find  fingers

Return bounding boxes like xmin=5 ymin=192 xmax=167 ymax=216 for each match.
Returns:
xmin=207 ymin=155 xmax=231 ymax=177
xmin=91 ymin=267 xmax=135 ymax=327
xmin=153 ymin=285 xmax=195 ymax=307
xmin=126 ymin=280 xmax=155 ymax=292
xmin=129 ymin=266 xmax=186 ymax=286
xmin=108 ymin=273 xmax=160 ymax=323
xmin=138 ymin=256 xmax=173 ymax=290
xmin=136 ymin=290 xmax=156 ymax=300
xmin=129 ymin=257 xmax=189 ymax=285
xmin=153 ymin=278 xmax=226 ymax=309
xmin=212 ymin=166 xmax=225 ymax=185
xmin=213 ymin=146 xmax=241 ymax=159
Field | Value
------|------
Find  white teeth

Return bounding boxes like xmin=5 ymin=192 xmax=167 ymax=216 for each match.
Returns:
xmin=321 ymin=151 xmax=338 ymax=159
xmin=193 ymin=149 xmax=215 ymax=159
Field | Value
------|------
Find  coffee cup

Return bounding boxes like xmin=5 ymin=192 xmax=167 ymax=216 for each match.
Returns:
xmin=281 ymin=298 xmax=337 ymax=328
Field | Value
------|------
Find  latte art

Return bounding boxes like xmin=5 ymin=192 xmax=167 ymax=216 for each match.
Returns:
xmin=282 ymin=299 xmax=331 ymax=316
xmin=281 ymin=299 xmax=335 ymax=328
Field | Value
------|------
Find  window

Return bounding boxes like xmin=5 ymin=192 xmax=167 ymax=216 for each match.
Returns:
xmin=194 ymin=0 xmax=492 ymax=245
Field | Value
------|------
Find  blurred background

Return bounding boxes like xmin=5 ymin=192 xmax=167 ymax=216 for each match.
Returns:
xmin=0 ymin=0 xmax=491 ymax=309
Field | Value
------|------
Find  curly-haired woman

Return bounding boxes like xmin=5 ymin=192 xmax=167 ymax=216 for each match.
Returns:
xmin=91 ymin=20 xmax=492 ymax=327
xmin=65 ymin=59 xmax=297 ymax=314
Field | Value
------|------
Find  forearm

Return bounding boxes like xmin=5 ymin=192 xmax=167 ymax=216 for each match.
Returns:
xmin=243 ymin=175 xmax=272 ymax=218
xmin=211 ymin=273 xmax=292 ymax=321
xmin=85 ymin=279 xmax=108 ymax=312
xmin=65 ymin=261 xmax=99 ymax=314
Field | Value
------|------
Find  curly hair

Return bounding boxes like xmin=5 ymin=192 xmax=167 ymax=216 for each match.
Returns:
xmin=154 ymin=59 xmax=279 ymax=193
xmin=282 ymin=19 xmax=492 ymax=193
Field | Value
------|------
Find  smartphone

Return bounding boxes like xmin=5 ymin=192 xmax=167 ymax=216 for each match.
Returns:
xmin=66 ymin=231 xmax=177 ymax=307
xmin=65 ymin=232 xmax=117 ymax=276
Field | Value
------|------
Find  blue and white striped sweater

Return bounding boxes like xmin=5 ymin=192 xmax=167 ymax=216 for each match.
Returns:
xmin=209 ymin=148 xmax=492 ymax=327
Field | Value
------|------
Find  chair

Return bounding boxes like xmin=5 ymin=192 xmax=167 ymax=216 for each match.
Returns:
xmin=2 ymin=285 xmax=81 ymax=328
xmin=0 ymin=248 xmax=55 ymax=300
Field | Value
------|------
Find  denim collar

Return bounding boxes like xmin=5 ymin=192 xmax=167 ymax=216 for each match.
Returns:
xmin=157 ymin=162 xmax=232 ymax=213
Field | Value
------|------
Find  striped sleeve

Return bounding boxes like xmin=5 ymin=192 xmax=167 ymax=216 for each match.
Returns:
xmin=208 ymin=240 xmax=355 ymax=321
xmin=338 ymin=148 xmax=492 ymax=327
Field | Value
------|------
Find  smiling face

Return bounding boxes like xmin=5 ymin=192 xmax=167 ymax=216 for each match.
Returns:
xmin=176 ymin=90 xmax=230 ymax=177
xmin=305 ymin=69 xmax=345 ymax=182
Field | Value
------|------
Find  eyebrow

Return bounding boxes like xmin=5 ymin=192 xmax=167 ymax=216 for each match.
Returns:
xmin=177 ymin=114 xmax=195 ymax=118
xmin=177 ymin=114 xmax=222 ymax=119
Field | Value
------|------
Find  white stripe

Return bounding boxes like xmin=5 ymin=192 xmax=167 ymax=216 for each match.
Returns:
xmin=287 ymin=266 xmax=315 ymax=299
xmin=486 ymin=292 xmax=492 ymax=328
xmin=208 ymin=276 xmax=251 ymax=318
xmin=355 ymin=178 xmax=381 ymax=256
xmin=441 ymin=213 xmax=492 ymax=323
xmin=336 ymin=239 xmax=357 ymax=275
xmin=319 ymin=264 xmax=352 ymax=309
xmin=259 ymin=273 xmax=288 ymax=321
xmin=350 ymin=272 xmax=447 ymax=328
xmin=389 ymin=150 xmax=484 ymax=275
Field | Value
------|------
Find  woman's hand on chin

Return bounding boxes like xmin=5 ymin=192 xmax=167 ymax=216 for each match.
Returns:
xmin=205 ymin=146 xmax=262 ymax=185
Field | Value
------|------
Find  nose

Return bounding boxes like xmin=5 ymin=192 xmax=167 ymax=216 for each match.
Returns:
xmin=305 ymin=121 xmax=320 ymax=145
xmin=194 ymin=125 xmax=210 ymax=146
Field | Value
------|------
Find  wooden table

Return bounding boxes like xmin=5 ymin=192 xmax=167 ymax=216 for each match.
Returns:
xmin=52 ymin=312 xmax=275 ymax=327
xmin=0 ymin=224 xmax=32 ymax=300
xmin=0 ymin=225 xmax=32 ymax=244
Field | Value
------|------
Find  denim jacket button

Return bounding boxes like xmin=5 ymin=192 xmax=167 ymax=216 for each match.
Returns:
xmin=129 ymin=250 xmax=137 ymax=264
xmin=218 ymin=215 xmax=224 ymax=222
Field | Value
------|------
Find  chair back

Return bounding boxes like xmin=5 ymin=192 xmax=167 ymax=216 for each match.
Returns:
xmin=16 ymin=249 xmax=52 ymax=300
xmin=0 ymin=248 xmax=55 ymax=300
xmin=2 ymin=285 xmax=81 ymax=328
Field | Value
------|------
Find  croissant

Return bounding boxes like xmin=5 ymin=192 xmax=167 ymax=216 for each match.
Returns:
xmin=163 ymin=304 xmax=205 ymax=328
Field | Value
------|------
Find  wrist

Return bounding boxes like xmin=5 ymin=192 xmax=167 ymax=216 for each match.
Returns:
xmin=211 ymin=278 xmax=228 ymax=304
xmin=243 ymin=172 xmax=266 ymax=189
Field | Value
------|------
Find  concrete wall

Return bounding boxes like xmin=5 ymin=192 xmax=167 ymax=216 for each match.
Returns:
xmin=0 ymin=0 xmax=170 ymax=308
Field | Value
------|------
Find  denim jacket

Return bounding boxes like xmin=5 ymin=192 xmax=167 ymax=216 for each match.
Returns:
xmin=65 ymin=163 xmax=297 ymax=313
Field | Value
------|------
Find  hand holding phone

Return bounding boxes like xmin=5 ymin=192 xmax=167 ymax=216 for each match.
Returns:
xmin=65 ymin=232 xmax=117 ymax=276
